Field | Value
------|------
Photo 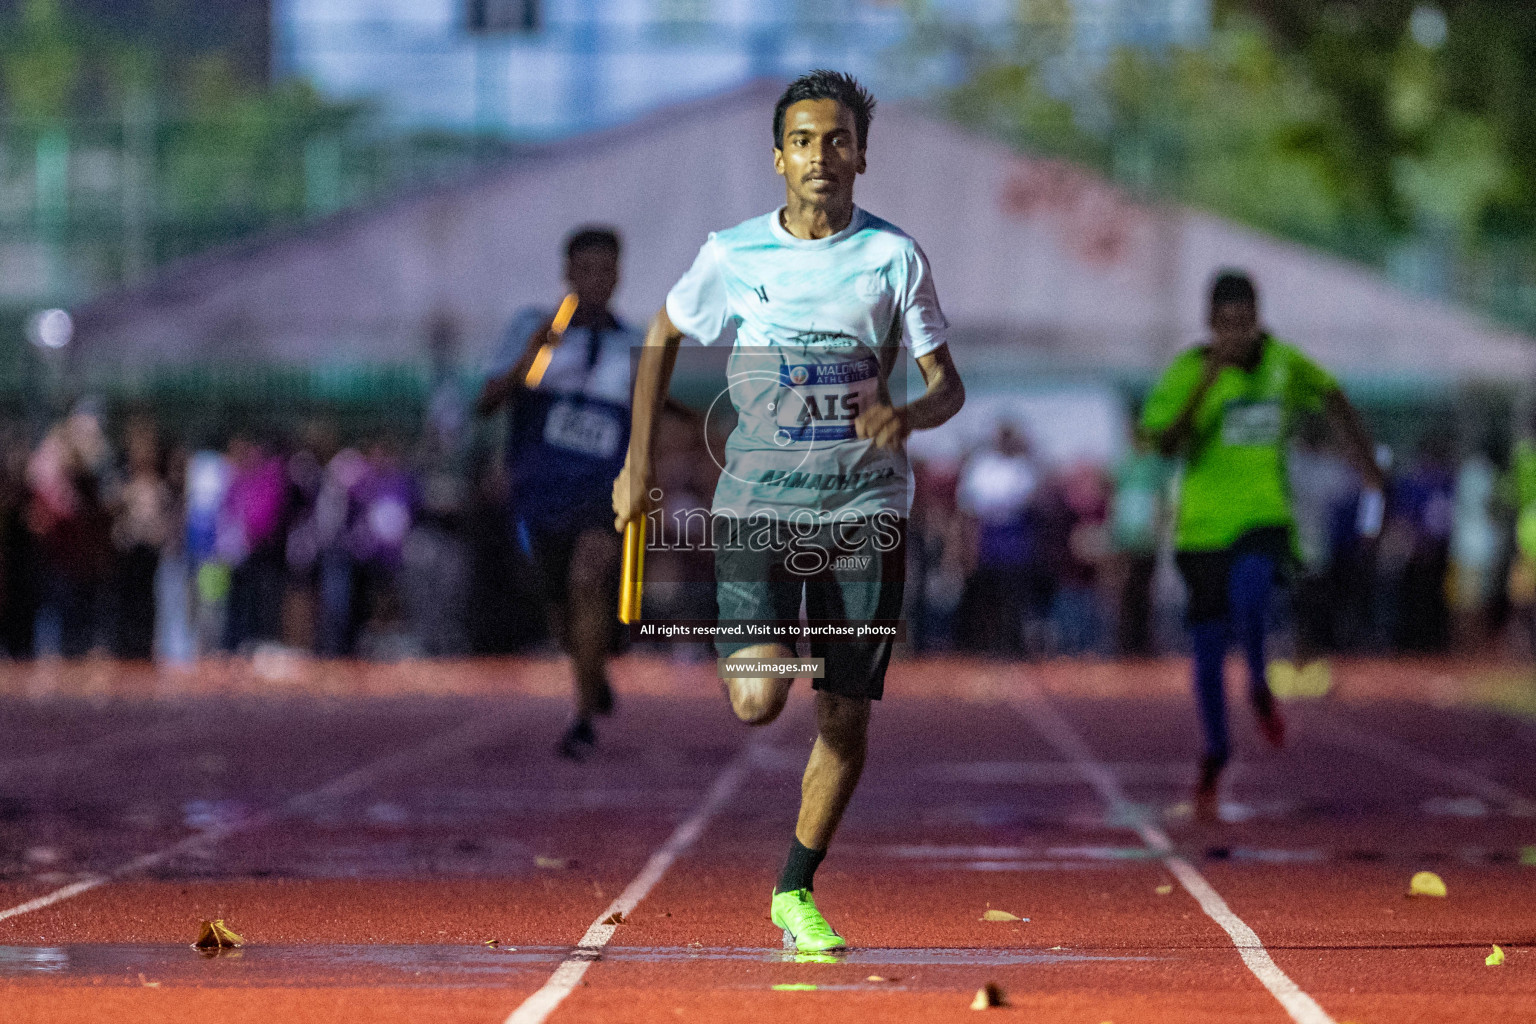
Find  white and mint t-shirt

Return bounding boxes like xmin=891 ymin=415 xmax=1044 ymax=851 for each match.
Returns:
xmin=665 ymin=206 xmax=949 ymax=518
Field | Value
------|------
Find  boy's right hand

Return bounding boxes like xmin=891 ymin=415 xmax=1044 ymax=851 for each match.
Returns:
xmin=612 ymin=459 xmax=656 ymax=533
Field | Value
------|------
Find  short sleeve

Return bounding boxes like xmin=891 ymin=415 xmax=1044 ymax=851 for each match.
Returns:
xmin=1286 ymin=348 xmax=1338 ymax=414
xmin=486 ymin=307 xmax=548 ymax=376
xmin=901 ymin=243 xmax=949 ymax=360
xmin=665 ymin=237 xmax=730 ymax=345
xmin=1140 ymin=353 xmax=1201 ymax=437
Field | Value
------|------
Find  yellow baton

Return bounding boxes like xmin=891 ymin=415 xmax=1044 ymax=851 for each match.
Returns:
xmin=524 ymin=292 xmax=579 ymax=389
xmin=619 ymin=517 xmax=646 ymax=624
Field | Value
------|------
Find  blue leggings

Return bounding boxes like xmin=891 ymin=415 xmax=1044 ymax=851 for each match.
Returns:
xmin=1188 ymin=551 xmax=1276 ymax=762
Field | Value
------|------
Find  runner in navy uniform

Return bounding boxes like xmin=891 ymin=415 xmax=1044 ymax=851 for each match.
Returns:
xmin=479 ymin=227 xmax=641 ymax=760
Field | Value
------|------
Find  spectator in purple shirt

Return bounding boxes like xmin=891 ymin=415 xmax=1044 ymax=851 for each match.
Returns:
xmin=220 ymin=434 xmax=289 ymax=652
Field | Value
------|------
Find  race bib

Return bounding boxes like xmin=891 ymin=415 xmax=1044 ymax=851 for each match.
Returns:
xmin=773 ymin=358 xmax=880 ymax=445
xmin=544 ymin=400 xmax=622 ymax=458
xmin=1221 ymin=400 xmax=1282 ymax=447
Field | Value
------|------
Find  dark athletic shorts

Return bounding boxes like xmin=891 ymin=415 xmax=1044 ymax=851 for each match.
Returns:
xmin=521 ymin=497 xmax=618 ymax=609
xmin=713 ymin=515 xmax=906 ymax=701
xmin=1174 ymin=525 xmax=1292 ymax=624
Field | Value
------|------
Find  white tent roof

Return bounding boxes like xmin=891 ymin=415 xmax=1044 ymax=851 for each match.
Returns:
xmin=73 ymin=81 xmax=1535 ymax=384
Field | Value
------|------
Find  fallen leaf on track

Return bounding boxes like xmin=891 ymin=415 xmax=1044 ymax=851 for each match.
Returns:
xmin=1488 ymin=944 xmax=1506 ymax=966
xmin=534 ymin=856 xmax=570 ymax=870
xmin=866 ymin=975 xmax=897 ymax=983
xmin=970 ymin=982 xmax=1007 ymax=1009
xmin=601 ymin=911 xmax=626 ymax=925
xmin=1155 ymin=884 xmax=1174 ymax=896
xmin=483 ymin=938 xmax=501 ymax=948
xmin=773 ymin=983 xmax=817 ymax=991
xmin=1408 ymin=871 xmax=1447 ymax=897
xmin=192 ymin=919 xmax=243 ymax=950
xmin=138 ymin=972 xmax=160 ymax=988
xmin=981 ymin=909 xmax=1025 ymax=922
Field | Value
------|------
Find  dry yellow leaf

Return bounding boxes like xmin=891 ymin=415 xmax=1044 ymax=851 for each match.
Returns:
xmin=192 ymin=919 xmax=243 ymax=950
xmin=1408 ymin=871 xmax=1447 ymax=897
xmin=981 ymin=909 xmax=1022 ymax=922
xmin=1155 ymin=884 xmax=1174 ymax=896
xmin=970 ymin=982 xmax=1006 ymax=1009
xmin=601 ymin=911 xmax=626 ymax=925
xmin=1487 ymin=944 xmax=1506 ymax=966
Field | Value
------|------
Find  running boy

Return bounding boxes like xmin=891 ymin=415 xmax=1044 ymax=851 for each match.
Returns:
xmin=1141 ymin=271 xmax=1384 ymax=822
xmin=612 ymin=71 xmax=965 ymax=950
xmin=480 ymin=227 xmax=640 ymax=760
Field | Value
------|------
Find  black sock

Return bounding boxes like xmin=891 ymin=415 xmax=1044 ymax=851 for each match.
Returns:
xmin=776 ymin=838 xmax=826 ymax=893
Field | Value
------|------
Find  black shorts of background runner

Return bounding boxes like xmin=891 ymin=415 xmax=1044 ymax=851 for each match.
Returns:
xmin=523 ymin=497 xmax=625 ymax=649
xmin=1174 ymin=525 xmax=1292 ymax=624
xmin=713 ymin=516 xmax=906 ymax=701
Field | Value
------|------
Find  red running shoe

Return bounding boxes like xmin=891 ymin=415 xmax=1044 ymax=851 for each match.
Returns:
xmin=1193 ymin=753 xmax=1226 ymax=824
xmin=1252 ymin=687 xmax=1286 ymax=748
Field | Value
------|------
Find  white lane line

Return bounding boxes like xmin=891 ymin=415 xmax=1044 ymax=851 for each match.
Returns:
xmin=1311 ymin=712 xmax=1536 ymax=815
xmin=0 ymin=879 xmax=104 ymax=923
xmin=0 ymin=707 xmax=517 ymax=925
xmin=506 ymin=727 xmax=777 ymax=1024
xmin=1006 ymin=677 xmax=1336 ymax=1024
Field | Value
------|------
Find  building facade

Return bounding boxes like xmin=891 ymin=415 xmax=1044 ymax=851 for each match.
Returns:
xmin=272 ymin=0 xmax=1211 ymax=138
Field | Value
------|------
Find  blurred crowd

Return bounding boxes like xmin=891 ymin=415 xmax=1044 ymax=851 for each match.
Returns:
xmin=3 ymin=407 xmax=520 ymax=662
xmin=907 ymin=417 xmax=1532 ymax=661
xmin=0 ymin=401 xmax=728 ymax=664
xmin=0 ymin=402 xmax=1531 ymax=663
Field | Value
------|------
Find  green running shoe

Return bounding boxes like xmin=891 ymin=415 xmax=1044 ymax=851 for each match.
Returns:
xmin=770 ymin=889 xmax=846 ymax=953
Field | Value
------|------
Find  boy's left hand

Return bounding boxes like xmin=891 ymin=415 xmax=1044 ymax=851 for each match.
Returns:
xmin=855 ymin=404 xmax=910 ymax=450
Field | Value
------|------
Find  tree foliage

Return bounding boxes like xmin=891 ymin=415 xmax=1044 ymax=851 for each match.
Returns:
xmin=0 ymin=0 xmax=369 ymax=272
xmin=948 ymin=1 xmax=1532 ymax=257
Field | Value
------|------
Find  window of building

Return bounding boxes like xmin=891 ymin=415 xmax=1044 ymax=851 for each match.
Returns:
xmin=467 ymin=0 xmax=540 ymax=33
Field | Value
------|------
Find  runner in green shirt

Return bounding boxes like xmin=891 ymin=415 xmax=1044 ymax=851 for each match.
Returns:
xmin=1141 ymin=271 xmax=1384 ymax=823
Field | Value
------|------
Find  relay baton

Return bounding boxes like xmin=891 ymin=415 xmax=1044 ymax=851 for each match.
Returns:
xmin=524 ymin=292 xmax=579 ymax=388
xmin=619 ymin=516 xmax=646 ymax=624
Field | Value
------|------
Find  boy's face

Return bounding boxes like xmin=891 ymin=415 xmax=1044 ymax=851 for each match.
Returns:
xmin=775 ymin=99 xmax=864 ymax=206
xmin=1210 ymin=300 xmax=1260 ymax=358
xmin=566 ymin=246 xmax=619 ymax=308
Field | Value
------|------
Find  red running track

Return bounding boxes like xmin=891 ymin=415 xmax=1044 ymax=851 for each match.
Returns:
xmin=0 ymin=656 xmax=1530 ymax=1023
